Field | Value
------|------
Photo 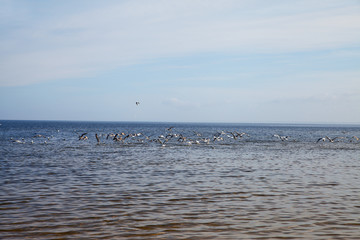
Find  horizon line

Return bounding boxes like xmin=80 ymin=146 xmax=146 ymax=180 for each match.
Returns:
xmin=1 ymin=119 xmax=360 ymax=126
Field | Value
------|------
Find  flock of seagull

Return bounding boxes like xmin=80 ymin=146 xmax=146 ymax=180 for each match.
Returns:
xmin=10 ymin=126 xmax=360 ymax=146
xmin=77 ymin=127 xmax=360 ymax=146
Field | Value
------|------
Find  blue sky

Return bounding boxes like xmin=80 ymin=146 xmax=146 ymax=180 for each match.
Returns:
xmin=1 ymin=0 xmax=360 ymax=123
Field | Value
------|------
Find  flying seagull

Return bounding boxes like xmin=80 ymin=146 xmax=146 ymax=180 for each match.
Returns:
xmin=317 ymin=137 xmax=326 ymax=143
xmin=78 ymin=133 xmax=88 ymax=140
xmin=136 ymin=102 xmax=140 ymax=106
xmin=167 ymin=126 xmax=175 ymax=131
xmin=273 ymin=134 xmax=289 ymax=141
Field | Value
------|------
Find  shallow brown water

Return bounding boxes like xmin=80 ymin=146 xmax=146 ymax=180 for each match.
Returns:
xmin=1 ymin=121 xmax=360 ymax=239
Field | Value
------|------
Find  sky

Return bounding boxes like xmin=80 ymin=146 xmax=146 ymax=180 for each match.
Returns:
xmin=1 ymin=0 xmax=360 ymax=123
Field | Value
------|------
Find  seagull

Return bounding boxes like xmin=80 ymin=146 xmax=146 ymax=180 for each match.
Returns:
xmin=136 ymin=102 xmax=140 ymax=106
xmin=316 ymin=136 xmax=343 ymax=143
xmin=155 ymin=138 xmax=168 ymax=146
xmin=123 ymin=134 xmax=131 ymax=140
xmin=113 ymin=133 xmax=125 ymax=142
xmin=227 ymin=131 xmax=239 ymax=140
xmin=326 ymin=136 xmax=344 ymax=143
xmin=351 ymin=136 xmax=359 ymax=142
xmin=326 ymin=136 xmax=335 ymax=143
xmin=167 ymin=126 xmax=175 ymax=131
xmin=95 ymin=133 xmax=100 ymax=143
xmin=273 ymin=134 xmax=289 ymax=141
xmin=79 ymin=133 xmax=88 ymax=140
xmin=166 ymin=133 xmax=175 ymax=139
xmin=106 ymin=133 xmax=115 ymax=140
xmin=202 ymin=138 xmax=210 ymax=144
xmin=236 ymin=131 xmax=249 ymax=138
xmin=177 ymin=134 xmax=187 ymax=142
xmin=213 ymin=136 xmax=224 ymax=142
xmin=193 ymin=131 xmax=202 ymax=137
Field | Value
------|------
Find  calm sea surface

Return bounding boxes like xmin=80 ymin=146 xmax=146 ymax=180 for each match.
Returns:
xmin=1 ymin=120 xmax=360 ymax=239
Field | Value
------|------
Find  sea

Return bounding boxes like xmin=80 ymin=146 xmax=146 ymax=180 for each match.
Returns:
xmin=1 ymin=120 xmax=359 ymax=239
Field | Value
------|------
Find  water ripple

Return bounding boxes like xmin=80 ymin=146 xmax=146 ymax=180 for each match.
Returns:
xmin=1 ymin=121 xmax=360 ymax=239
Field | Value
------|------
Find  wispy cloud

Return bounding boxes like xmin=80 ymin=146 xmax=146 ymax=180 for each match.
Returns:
xmin=152 ymin=69 xmax=360 ymax=121
xmin=1 ymin=0 xmax=360 ymax=86
xmin=163 ymin=97 xmax=200 ymax=109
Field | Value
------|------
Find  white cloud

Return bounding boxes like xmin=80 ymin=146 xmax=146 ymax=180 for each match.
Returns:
xmin=1 ymin=0 xmax=360 ymax=86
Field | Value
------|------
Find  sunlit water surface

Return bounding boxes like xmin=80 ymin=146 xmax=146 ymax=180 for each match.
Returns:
xmin=1 ymin=121 xmax=360 ymax=239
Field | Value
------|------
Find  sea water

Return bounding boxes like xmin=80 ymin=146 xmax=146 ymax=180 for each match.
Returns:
xmin=1 ymin=120 xmax=359 ymax=239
